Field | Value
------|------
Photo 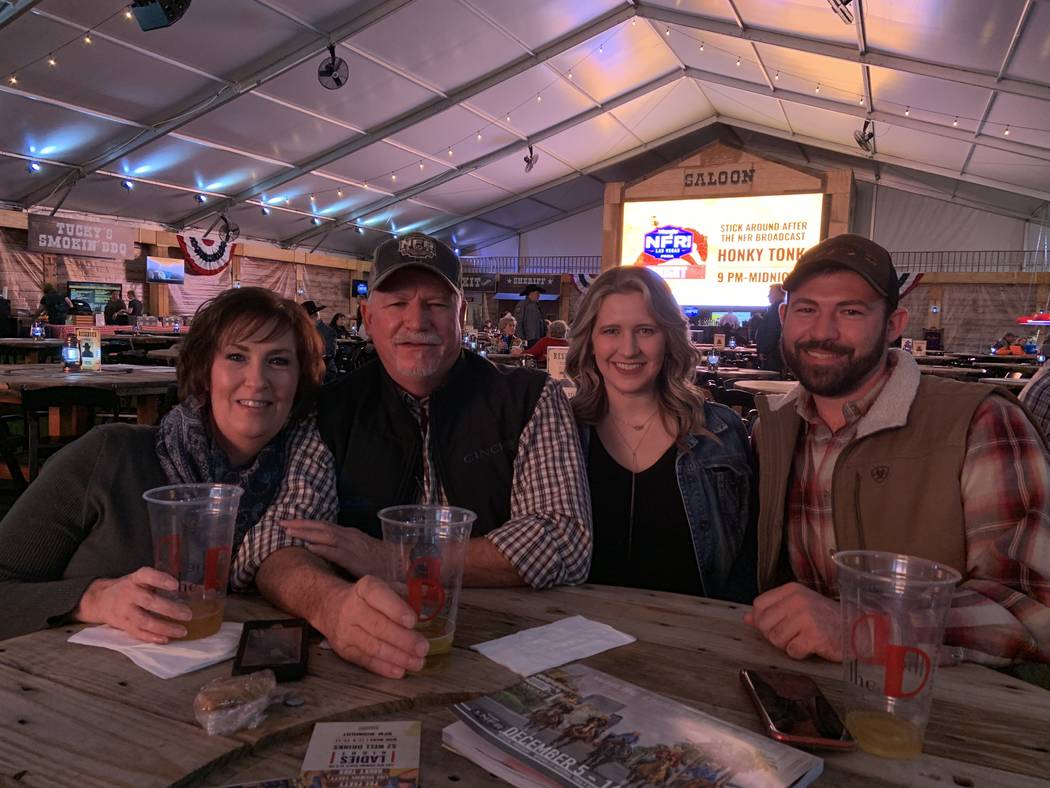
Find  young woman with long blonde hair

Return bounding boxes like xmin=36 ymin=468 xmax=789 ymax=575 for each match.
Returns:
xmin=567 ymin=266 xmax=755 ymax=601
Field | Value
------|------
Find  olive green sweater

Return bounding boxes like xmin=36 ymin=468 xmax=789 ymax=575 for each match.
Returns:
xmin=0 ymin=424 xmax=166 ymax=640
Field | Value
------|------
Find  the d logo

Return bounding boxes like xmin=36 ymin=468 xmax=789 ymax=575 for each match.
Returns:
xmin=871 ymin=465 xmax=889 ymax=483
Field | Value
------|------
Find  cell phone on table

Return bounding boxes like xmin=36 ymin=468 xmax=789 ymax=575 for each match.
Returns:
xmin=233 ymin=619 xmax=310 ymax=681
xmin=740 ymin=669 xmax=855 ymax=750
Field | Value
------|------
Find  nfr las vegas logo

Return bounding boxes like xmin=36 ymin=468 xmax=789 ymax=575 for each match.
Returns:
xmin=634 ymin=225 xmax=708 ymax=279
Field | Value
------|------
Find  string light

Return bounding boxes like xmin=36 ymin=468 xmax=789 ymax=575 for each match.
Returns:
xmin=506 ymin=114 xmax=511 ymax=122
xmin=337 ymin=189 xmax=343 ymax=197
xmin=124 ymin=7 xmax=133 ymax=20
xmin=419 ymin=161 xmax=424 ymax=170
xmin=567 ymin=70 xmax=573 ymax=80
xmin=1004 ymin=126 xmax=1010 ymax=136
xmin=859 ymin=96 xmax=864 ymax=105
xmin=47 ymin=55 xmax=56 ymax=67
xmin=260 ymin=206 xmax=270 ymax=216
xmin=476 ymin=131 xmax=482 ymax=141
xmin=735 ymin=56 xmax=741 ymax=67
xmin=904 ymin=106 xmax=910 ymax=116
xmin=664 ymin=27 xmax=670 ymax=36
xmin=83 ymin=34 xmax=92 ymax=44
xmin=536 ymin=94 xmax=542 ymax=102
xmin=815 ymin=83 xmax=821 ymax=93
xmin=952 ymin=117 xmax=958 ymax=127
xmin=447 ymin=147 xmax=453 ymax=157
xmin=598 ymin=44 xmax=603 ymax=53
xmin=774 ymin=71 xmax=779 ymax=80
xmin=699 ymin=42 xmax=704 ymax=52
xmin=7 ymin=75 xmax=16 ymax=85
xmin=311 ymin=217 xmax=322 ymax=226
xmin=390 ymin=173 xmax=396 ymax=182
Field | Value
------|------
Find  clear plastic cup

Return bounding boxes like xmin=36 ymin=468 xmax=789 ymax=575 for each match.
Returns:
xmin=379 ymin=505 xmax=475 ymax=674
xmin=833 ymin=550 xmax=961 ymax=759
xmin=143 ymin=483 xmax=243 ymax=640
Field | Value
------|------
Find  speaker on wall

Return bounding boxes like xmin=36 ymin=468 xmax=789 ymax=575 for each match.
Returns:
xmin=131 ymin=0 xmax=192 ymax=31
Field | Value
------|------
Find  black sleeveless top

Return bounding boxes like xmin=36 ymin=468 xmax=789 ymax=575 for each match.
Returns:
xmin=587 ymin=432 xmax=703 ymax=595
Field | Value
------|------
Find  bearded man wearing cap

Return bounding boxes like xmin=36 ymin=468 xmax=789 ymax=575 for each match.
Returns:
xmin=745 ymin=233 xmax=1050 ymax=668
xmin=233 ymin=232 xmax=591 ymax=679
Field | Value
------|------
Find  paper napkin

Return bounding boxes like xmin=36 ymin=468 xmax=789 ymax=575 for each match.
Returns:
xmin=68 ymin=622 xmax=243 ymax=679
xmin=471 ymin=615 xmax=634 ymax=675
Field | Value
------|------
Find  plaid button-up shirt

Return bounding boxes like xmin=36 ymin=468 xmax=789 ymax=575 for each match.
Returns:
xmin=232 ymin=377 xmax=592 ymax=591
xmin=787 ymin=356 xmax=1050 ymax=666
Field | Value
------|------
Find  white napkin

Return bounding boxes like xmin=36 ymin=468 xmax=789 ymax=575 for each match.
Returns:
xmin=68 ymin=622 xmax=243 ymax=679
xmin=471 ymin=615 xmax=634 ymax=676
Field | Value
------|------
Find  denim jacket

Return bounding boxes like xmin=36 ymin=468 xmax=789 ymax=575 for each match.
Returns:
xmin=579 ymin=401 xmax=757 ymax=602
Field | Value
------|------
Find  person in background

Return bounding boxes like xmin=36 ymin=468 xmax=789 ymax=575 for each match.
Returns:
xmin=567 ymin=266 xmax=755 ymax=602
xmin=749 ymin=234 xmax=1050 ymax=667
xmin=103 ymin=290 xmax=128 ymax=325
xmin=126 ymin=289 xmax=144 ymax=319
xmin=329 ymin=312 xmax=354 ymax=339
xmin=993 ymin=331 xmax=1025 ymax=356
xmin=498 ymin=314 xmax=517 ymax=352
xmin=0 ymin=287 xmax=334 ymax=642
xmin=302 ymin=300 xmax=336 ymax=381
xmin=232 ymin=233 xmax=592 ymax=679
xmin=717 ymin=311 xmax=740 ymax=329
xmin=38 ymin=282 xmax=72 ymax=325
xmin=754 ymin=284 xmax=785 ymax=371
xmin=514 ymin=285 xmax=548 ymax=348
xmin=523 ymin=319 xmax=569 ymax=364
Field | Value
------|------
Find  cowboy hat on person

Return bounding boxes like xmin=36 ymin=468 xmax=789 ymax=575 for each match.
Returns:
xmin=301 ymin=300 xmax=325 ymax=315
xmin=519 ymin=284 xmax=546 ymax=297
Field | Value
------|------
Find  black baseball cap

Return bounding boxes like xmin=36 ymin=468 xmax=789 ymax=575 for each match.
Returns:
xmin=371 ymin=232 xmax=461 ymax=293
xmin=782 ymin=234 xmax=900 ymax=308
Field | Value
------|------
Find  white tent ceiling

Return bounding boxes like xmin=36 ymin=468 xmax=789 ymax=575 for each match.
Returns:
xmin=1 ymin=0 xmax=1048 ymax=257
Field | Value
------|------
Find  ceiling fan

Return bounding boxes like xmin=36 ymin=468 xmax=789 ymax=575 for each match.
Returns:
xmin=854 ymin=120 xmax=875 ymax=153
xmin=317 ymin=44 xmax=349 ymax=90
xmin=523 ymin=145 xmax=540 ymax=173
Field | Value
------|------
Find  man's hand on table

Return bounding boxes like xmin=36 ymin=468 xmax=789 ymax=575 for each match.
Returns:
xmin=744 ymin=582 xmax=842 ymax=662
xmin=72 ymin=567 xmax=192 ymax=643
xmin=320 ymin=575 xmax=429 ymax=679
xmin=282 ymin=519 xmax=389 ymax=579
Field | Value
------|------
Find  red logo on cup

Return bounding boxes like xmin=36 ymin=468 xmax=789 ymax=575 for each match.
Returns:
xmin=851 ymin=613 xmax=931 ymax=698
xmin=407 ymin=555 xmax=446 ymax=622
xmin=203 ymin=545 xmax=230 ymax=591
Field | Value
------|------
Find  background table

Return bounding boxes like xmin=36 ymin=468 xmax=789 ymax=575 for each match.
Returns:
xmin=733 ymin=379 xmax=799 ymax=396
xmin=1 ymin=586 xmax=1046 ymax=787
xmin=0 ymin=363 xmax=176 ymax=429
xmin=696 ymin=366 xmax=780 ymax=381
xmin=0 ymin=338 xmax=64 ymax=364
xmin=979 ymin=377 xmax=1030 ymax=389
xmin=145 ymin=347 xmax=180 ymax=366
xmin=918 ymin=365 xmax=987 ymax=379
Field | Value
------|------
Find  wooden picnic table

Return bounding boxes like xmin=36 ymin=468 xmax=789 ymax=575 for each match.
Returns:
xmin=1 ymin=586 xmax=1045 ymax=787
xmin=696 ymin=366 xmax=781 ymax=381
xmin=0 ymin=363 xmax=176 ymax=431
xmin=144 ymin=347 xmax=180 ymax=365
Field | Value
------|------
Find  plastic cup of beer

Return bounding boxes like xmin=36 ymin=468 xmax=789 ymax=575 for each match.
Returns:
xmin=379 ymin=505 xmax=475 ymax=674
xmin=833 ymin=550 xmax=961 ymax=759
xmin=143 ymin=483 xmax=243 ymax=641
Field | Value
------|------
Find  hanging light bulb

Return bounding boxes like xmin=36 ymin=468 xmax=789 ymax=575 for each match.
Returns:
xmin=536 ymin=94 xmax=542 ymax=102
xmin=815 ymin=83 xmax=821 ymax=93
xmin=47 ymin=55 xmax=56 ymax=67
xmin=774 ymin=71 xmax=779 ymax=80
xmin=664 ymin=27 xmax=670 ymax=36
xmin=476 ymin=131 xmax=482 ymax=141
xmin=447 ymin=147 xmax=453 ymax=157
xmin=699 ymin=41 xmax=704 ymax=52
xmin=83 ymin=33 xmax=92 ymax=44
xmin=309 ymin=193 xmax=315 ymax=202
xmin=337 ymin=189 xmax=343 ymax=197
xmin=859 ymin=96 xmax=864 ymax=105
xmin=735 ymin=56 xmax=741 ymax=67
xmin=567 ymin=70 xmax=573 ymax=80
xmin=261 ymin=206 xmax=270 ymax=216
xmin=391 ymin=173 xmax=396 ymax=182
xmin=1004 ymin=126 xmax=1010 ymax=136
xmin=599 ymin=44 xmax=604 ymax=54
xmin=124 ymin=6 xmax=133 ymax=20
xmin=506 ymin=114 xmax=511 ymax=122
xmin=7 ymin=75 xmax=16 ymax=85
xmin=952 ymin=117 xmax=958 ymax=127
xmin=419 ymin=161 xmax=424 ymax=170
xmin=904 ymin=106 xmax=910 ymax=116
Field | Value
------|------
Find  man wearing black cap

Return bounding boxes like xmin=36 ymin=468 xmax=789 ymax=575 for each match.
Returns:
xmin=745 ymin=233 xmax=1050 ymax=668
xmin=302 ymin=300 xmax=336 ymax=381
xmin=514 ymin=284 xmax=548 ymax=348
xmin=237 ymin=232 xmax=591 ymax=678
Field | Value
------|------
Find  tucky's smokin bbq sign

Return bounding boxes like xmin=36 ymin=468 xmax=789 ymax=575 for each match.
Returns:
xmin=683 ymin=167 xmax=755 ymax=189
xmin=28 ymin=215 xmax=136 ymax=259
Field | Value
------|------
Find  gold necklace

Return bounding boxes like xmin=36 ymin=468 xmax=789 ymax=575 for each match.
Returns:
xmin=606 ymin=408 xmax=661 ymax=565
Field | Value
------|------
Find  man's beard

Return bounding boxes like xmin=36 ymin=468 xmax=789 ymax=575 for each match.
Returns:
xmin=392 ymin=331 xmax=452 ymax=379
xmin=781 ymin=334 xmax=886 ymax=397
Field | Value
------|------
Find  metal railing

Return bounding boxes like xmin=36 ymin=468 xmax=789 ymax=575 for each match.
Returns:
xmin=892 ymin=249 xmax=1050 ymax=273
xmin=461 ymin=255 xmax=602 ymax=274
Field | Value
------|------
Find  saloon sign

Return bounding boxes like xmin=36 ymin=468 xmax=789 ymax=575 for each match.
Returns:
xmin=28 ymin=215 xmax=136 ymax=259
xmin=683 ymin=167 xmax=755 ymax=189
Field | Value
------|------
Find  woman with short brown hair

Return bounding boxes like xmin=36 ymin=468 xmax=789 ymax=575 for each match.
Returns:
xmin=0 ymin=287 xmax=337 ymax=642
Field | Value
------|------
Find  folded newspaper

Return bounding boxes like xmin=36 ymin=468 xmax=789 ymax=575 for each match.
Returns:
xmin=444 ymin=664 xmax=822 ymax=788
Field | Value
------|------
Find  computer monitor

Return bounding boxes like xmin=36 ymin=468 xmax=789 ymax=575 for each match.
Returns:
xmin=352 ymin=278 xmax=368 ymax=298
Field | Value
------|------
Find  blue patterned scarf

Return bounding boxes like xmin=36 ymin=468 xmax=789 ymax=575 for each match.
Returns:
xmin=155 ymin=401 xmax=287 ymax=552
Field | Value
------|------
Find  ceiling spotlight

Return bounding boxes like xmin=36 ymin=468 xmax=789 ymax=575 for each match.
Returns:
xmin=826 ymin=0 xmax=854 ymax=24
xmin=124 ymin=7 xmax=133 ymax=20
xmin=194 ymin=193 xmax=207 ymax=203
xmin=83 ymin=34 xmax=92 ymax=44
xmin=7 ymin=75 xmax=17 ymax=85
xmin=309 ymin=193 xmax=315 ymax=201
xmin=454 ymin=247 xmax=461 ymax=255
xmin=337 ymin=189 xmax=343 ymax=197
xmin=853 ymin=120 xmax=875 ymax=153
xmin=311 ymin=217 xmax=322 ymax=226
xmin=355 ymin=225 xmax=364 ymax=234
xmin=26 ymin=161 xmax=41 ymax=173
xmin=261 ymin=206 xmax=271 ymax=216
xmin=120 ymin=179 xmax=134 ymax=190
xmin=47 ymin=55 xmax=56 ymax=67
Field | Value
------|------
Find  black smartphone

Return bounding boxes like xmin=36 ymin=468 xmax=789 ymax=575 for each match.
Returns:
xmin=233 ymin=619 xmax=310 ymax=681
xmin=740 ymin=669 xmax=855 ymax=750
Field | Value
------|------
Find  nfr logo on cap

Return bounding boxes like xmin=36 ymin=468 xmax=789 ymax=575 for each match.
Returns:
xmin=371 ymin=231 xmax=461 ymax=292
